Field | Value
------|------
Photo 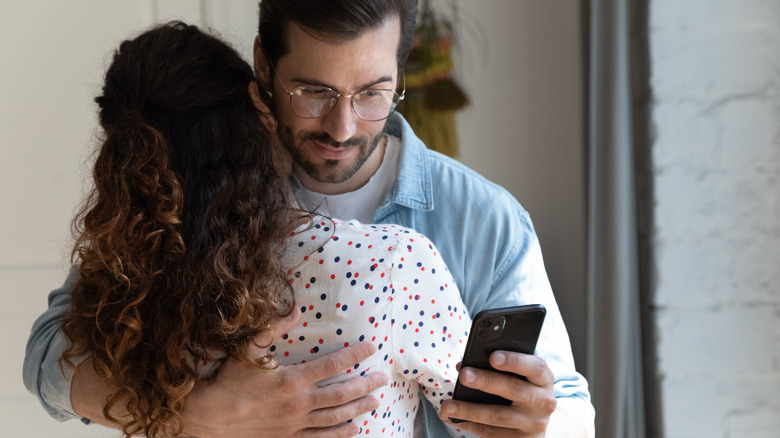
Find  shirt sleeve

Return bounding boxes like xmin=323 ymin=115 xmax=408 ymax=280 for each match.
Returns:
xmin=23 ymin=267 xmax=85 ymax=421
xmin=487 ymin=209 xmax=595 ymax=430
xmin=388 ymin=231 xmax=479 ymax=438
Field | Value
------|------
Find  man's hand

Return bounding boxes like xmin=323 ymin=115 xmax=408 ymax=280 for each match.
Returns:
xmin=439 ymin=351 xmax=557 ymax=438
xmin=182 ymin=308 xmax=389 ymax=438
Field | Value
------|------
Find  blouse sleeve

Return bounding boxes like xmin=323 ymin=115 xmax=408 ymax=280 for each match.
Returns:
xmin=388 ymin=229 xmax=479 ymax=437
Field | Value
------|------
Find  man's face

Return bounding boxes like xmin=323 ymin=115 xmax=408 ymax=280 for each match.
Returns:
xmin=261 ymin=17 xmax=401 ymax=188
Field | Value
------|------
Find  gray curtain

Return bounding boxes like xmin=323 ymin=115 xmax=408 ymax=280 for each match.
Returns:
xmin=586 ymin=0 xmax=652 ymax=437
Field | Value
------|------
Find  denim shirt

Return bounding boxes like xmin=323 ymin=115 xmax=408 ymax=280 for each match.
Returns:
xmin=373 ymin=114 xmax=593 ymax=437
xmin=23 ymin=113 xmax=593 ymax=432
xmin=23 ymin=267 xmax=83 ymax=421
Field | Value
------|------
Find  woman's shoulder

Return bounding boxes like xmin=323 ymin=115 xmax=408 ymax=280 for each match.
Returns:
xmin=332 ymin=219 xmax=437 ymax=251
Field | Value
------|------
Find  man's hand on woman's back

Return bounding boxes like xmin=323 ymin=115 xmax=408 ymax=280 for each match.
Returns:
xmin=180 ymin=309 xmax=388 ymax=438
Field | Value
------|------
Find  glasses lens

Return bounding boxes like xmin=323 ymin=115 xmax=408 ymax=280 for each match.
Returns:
xmin=291 ymin=87 xmax=339 ymax=118
xmin=289 ymin=87 xmax=399 ymax=121
xmin=353 ymin=89 xmax=399 ymax=121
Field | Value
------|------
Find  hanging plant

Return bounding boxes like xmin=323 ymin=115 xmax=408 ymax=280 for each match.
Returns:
xmin=399 ymin=0 xmax=470 ymax=158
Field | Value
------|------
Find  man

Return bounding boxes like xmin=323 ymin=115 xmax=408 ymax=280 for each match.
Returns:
xmin=24 ymin=1 xmax=594 ymax=436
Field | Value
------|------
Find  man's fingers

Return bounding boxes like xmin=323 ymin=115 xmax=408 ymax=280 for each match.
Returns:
xmin=459 ymin=366 xmax=532 ymax=405
xmin=296 ymin=341 xmax=378 ymax=383
xmin=489 ymin=351 xmax=554 ymax=387
xmin=456 ymin=366 xmax=555 ymax=415
xmin=307 ymin=391 xmax=382 ymax=429
xmin=441 ymin=399 xmax=534 ymax=432
xmin=440 ymin=403 xmax=531 ymax=438
xmin=296 ymin=421 xmax=361 ymax=438
xmin=310 ymin=370 xmax=388 ymax=412
xmin=441 ymin=352 xmax=557 ymax=433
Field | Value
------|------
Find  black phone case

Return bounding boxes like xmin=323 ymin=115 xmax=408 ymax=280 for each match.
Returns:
xmin=450 ymin=304 xmax=546 ymax=422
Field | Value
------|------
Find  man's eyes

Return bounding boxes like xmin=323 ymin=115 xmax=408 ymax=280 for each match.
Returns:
xmin=296 ymin=87 xmax=390 ymax=99
xmin=298 ymin=87 xmax=332 ymax=97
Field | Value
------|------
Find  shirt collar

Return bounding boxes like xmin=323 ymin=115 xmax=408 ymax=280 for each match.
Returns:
xmin=381 ymin=113 xmax=434 ymax=211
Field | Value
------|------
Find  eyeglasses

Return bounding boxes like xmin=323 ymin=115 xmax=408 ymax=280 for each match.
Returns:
xmin=269 ymin=63 xmax=405 ymax=122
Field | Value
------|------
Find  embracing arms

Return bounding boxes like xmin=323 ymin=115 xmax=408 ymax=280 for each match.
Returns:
xmin=23 ymin=268 xmax=388 ymax=438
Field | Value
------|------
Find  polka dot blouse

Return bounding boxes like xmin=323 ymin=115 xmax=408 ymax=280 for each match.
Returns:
xmin=273 ymin=217 xmax=476 ymax=437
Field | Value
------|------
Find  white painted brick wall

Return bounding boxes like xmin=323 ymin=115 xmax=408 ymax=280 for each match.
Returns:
xmin=649 ymin=1 xmax=780 ymax=437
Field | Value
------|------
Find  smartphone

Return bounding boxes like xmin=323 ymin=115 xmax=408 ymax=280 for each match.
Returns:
xmin=450 ymin=304 xmax=546 ymax=422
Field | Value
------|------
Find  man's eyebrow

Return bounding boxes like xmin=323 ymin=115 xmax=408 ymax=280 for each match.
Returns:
xmin=291 ymin=74 xmax=395 ymax=91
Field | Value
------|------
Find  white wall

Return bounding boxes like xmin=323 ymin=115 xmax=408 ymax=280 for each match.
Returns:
xmin=649 ymin=0 xmax=780 ymax=436
xmin=0 ymin=1 xmax=587 ymax=436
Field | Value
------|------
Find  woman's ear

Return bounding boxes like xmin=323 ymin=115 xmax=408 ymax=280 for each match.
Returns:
xmin=248 ymin=81 xmax=278 ymax=132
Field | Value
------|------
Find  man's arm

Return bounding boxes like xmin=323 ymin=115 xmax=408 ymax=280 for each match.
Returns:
xmin=435 ymin=208 xmax=595 ymax=438
xmin=72 ymin=341 xmax=388 ymax=438
xmin=23 ymin=268 xmax=82 ymax=421
xmin=25 ymin=269 xmax=389 ymax=437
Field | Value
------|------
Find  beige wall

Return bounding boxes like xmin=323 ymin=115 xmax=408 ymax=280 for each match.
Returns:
xmin=453 ymin=0 xmax=586 ymax=374
xmin=0 ymin=1 xmax=586 ymax=435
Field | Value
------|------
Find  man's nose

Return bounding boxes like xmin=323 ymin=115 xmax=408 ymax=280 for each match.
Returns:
xmin=321 ymin=95 xmax=357 ymax=143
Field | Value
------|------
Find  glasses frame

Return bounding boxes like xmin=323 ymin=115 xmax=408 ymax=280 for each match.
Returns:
xmin=269 ymin=62 xmax=405 ymax=122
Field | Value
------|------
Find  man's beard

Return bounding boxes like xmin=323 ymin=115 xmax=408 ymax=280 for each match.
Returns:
xmin=277 ymin=122 xmax=384 ymax=184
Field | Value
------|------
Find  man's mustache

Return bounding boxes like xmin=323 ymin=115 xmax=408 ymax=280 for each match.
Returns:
xmin=303 ymin=132 xmax=366 ymax=149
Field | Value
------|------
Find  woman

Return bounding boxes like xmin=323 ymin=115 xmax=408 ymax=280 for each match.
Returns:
xmin=61 ymin=21 xmax=473 ymax=438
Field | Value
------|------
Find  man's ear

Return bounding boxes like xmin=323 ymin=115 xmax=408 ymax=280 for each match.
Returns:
xmin=253 ymin=35 xmax=272 ymax=90
xmin=248 ymin=81 xmax=278 ymax=132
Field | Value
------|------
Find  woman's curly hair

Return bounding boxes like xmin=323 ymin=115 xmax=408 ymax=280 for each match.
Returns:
xmin=60 ymin=21 xmax=296 ymax=437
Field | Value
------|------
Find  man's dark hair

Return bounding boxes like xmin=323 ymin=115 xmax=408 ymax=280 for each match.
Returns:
xmin=258 ymin=0 xmax=418 ymax=67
